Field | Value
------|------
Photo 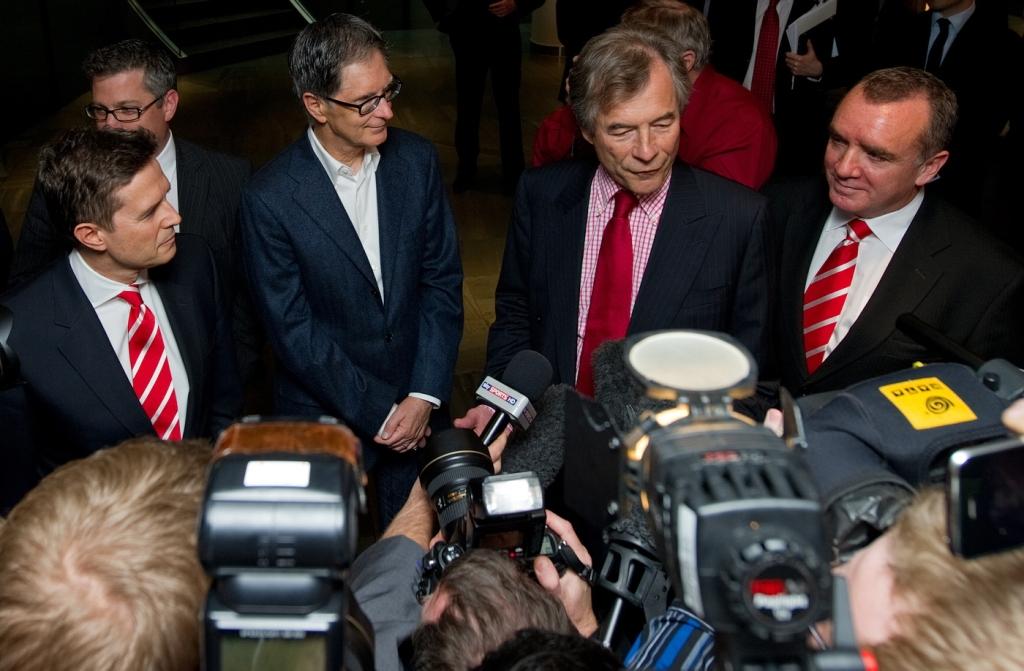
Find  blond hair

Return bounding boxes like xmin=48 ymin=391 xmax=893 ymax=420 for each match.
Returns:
xmin=0 ymin=438 xmax=211 ymax=671
xmin=870 ymin=487 xmax=1024 ymax=670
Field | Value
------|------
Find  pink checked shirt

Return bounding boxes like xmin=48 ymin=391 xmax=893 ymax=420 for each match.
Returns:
xmin=575 ymin=167 xmax=671 ymax=377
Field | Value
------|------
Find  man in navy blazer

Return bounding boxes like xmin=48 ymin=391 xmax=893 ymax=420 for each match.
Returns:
xmin=240 ymin=14 xmax=463 ymax=522
xmin=472 ymin=26 xmax=767 ymax=425
xmin=0 ymin=128 xmax=241 ymax=480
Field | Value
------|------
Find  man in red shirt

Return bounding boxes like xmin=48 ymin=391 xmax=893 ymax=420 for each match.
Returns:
xmin=532 ymin=0 xmax=777 ymax=190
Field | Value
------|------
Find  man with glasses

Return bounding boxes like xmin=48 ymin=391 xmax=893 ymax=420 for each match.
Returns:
xmin=9 ymin=39 xmax=259 ymax=383
xmin=240 ymin=13 xmax=462 ymax=526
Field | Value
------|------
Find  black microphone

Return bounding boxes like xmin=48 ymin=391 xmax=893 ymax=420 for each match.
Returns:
xmin=476 ymin=350 xmax=553 ymax=446
xmin=503 ymin=384 xmax=573 ymax=486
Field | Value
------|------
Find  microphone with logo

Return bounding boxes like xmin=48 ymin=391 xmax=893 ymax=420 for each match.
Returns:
xmin=476 ymin=350 xmax=554 ymax=446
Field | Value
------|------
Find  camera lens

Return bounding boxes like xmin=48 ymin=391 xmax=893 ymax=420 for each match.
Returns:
xmin=418 ymin=428 xmax=494 ymax=539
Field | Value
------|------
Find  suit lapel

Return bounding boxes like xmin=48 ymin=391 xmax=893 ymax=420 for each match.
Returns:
xmin=376 ymin=143 xmax=409 ymax=313
xmin=150 ymin=263 xmax=205 ymax=434
xmin=550 ymin=167 xmax=593 ymax=385
xmin=174 ymin=139 xmax=211 ymax=238
xmin=288 ymin=139 xmax=379 ymax=292
xmin=810 ymin=192 xmax=949 ymax=385
xmin=630 ymin=164 xmax=714 ymax=333
xmin=52 ymin=262 xmax=153 ymax=437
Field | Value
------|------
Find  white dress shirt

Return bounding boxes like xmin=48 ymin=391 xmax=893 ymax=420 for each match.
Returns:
xmin=804 ymin=189 xmax=925 ymax=360
xmin=927 ymin=1 xmax=975 ymax=67
xmin=156 ymin=131 xmax=179 ymax=225
xmin=307 ymin=129 xmax=439 ymax=421
xmin=68 ymin=249 xmax=190 ymax=421
xmin=743 ymin=0 xmax=796 ymax=90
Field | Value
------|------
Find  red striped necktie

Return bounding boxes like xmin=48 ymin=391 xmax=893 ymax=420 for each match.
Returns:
xmin=118 ymin=287 xmax=182 ymax=440
xmin=802 ymin=219 xmax=873 ymax=374
xmin=577 ymin=189 xmax=638 ymax=397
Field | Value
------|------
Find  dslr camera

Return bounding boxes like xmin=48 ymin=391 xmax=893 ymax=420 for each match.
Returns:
xmin=416 ymin=427 xmax=592 ymax=599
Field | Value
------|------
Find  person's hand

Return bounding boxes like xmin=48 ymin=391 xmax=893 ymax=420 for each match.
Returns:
xmin=764 ymin=408 xmax=784 ymax=438
xmin=533 ymin=510 xmax=599 ymax=637
xmin=785 ymin=40 xmax=823 ymax=78
xmin=489 ymin=0 xmax=517 ymax=17
xmin=1002 ymin=398 xmax=1024 ymax=433
xmin=375 ymin=396 xmax=432 ymax=451
xmin=453 ymin=404 xmax=495 ymax=436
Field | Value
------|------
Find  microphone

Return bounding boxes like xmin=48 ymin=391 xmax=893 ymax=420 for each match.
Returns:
xmin=503 ymin=384 xmax=573 ymax=487
xmin=476 ymin=350 xmax=553 ymax=446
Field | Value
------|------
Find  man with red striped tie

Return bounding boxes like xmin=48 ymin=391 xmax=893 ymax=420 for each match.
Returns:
xmin=768 ymin=67 xmax=1024 ymax=398
xmin=0 ymin=128 xmax=241 ymax=484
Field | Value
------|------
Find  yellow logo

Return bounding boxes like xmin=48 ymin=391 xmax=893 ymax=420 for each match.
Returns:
xmin=878 ymin=377 xmax=977 ymax=430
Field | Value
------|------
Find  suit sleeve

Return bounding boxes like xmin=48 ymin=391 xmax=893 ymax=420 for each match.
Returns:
xmin=407 ymin=147 xmax=463 ymax=401
xmin=965 ymin=263 xmax=1024 ymax=367
xmin=202 ymin=240 xmax=244 ymax=438
xmin=240 ymin=189 xmax=399 ymax=439
xmin=731 ymin=201 xmax=770 ymax=370
xmin=486 ymin=176 xmax=535 ymax=377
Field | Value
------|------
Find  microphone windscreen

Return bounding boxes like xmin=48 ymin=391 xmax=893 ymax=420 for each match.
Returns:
xmin=503 ymin=384 xmax=571 ymax=488
xmin=607 ymin=502 xmax=658 ymax=554
xmin=502 ymin=350 xmax=554 ymax=402
xmin=592 ymin=339 xmax=674 ymax=430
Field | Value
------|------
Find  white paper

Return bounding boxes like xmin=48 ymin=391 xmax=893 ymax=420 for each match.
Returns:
xmin=785 ymin=0 xmax=838 ymax=53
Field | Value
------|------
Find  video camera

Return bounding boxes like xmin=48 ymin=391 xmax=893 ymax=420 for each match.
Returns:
xmin=415 ymin=427 xmax=592 ymax=600
xmin=612 ymin=331 xmax=864 ymax=670
xmin=197 ymin=417 xmax=374 ymax=671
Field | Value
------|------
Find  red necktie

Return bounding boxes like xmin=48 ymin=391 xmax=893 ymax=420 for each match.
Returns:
xmin=802 ymin=219 xmax=873 ymax=374
xmin=118 ymin=287 xmax=182 ymax=440
xmin=577 ymin=189 xmax=638 ymax=397
xmin=750 ymin=0 xmax=780 ymax=112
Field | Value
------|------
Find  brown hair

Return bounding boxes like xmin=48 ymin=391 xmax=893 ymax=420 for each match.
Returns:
xmin=869 ymin=487 xmax=1024 ymax=670
xmin=855 ymin=67 xmax=958 ymax=161
xmin=0 ymin=438 xmax=211 ymax=671
xmin=622 ymin=0 xmax=711 ymax=70
xmin=82 ymin=38 xmax=177 ymax=98
xmin=412 ymin=550 xmax=575 ymax=670
xmin=569 ymin=25 xmax=691 ymax=135
xmin=37 ymin=127 xmax=157 ymax=244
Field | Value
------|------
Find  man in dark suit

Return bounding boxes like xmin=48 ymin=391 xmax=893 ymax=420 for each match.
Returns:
xmin=241 ymin=14 xmax=463 ymax=523
xmin=9 ymin=39 xmax=259 ymax=382
xmin=769 ymin=67 xmax=1024 ymax=398
xmin=875 ymin=0 xmax=1022 ymax=218
xmin=706 ymin=0 xmax=837 ymax=175
xmin=465 ymin=26 xmax=767 ymax=427
xmin=0 ymin=128 xmax=241 ymax=477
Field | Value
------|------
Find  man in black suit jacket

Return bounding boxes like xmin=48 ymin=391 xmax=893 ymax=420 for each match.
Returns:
xmin=875 ymin=0 xmax=1022 ymax=218
xmin=768 ymin=67 xmax=1024 ymax=397
xmin=463 ymin=26 xmax=767 ymax=431
xmin=242 ymin=15 xmax=463 ymax=524
xmin=9 ymin=39 xmax=259 ymax=381
xmin=0 ymin=128 xmax=241 ymax=478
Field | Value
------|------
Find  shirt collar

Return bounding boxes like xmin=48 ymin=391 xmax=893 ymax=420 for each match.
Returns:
xmin=933 ymin=1 xmax=974 ymax=32
xmin=307 ymin=127 xmax=380 ymax=182
xmin=156 ymin=130 xmax=176 ymax=182
xmin=592 ymin=165 xmax=672 ymax=218
xmin=826 ymin=189 xmax=925 ymax=253
xmin=68 ymin=249 xmax=151 ymax=308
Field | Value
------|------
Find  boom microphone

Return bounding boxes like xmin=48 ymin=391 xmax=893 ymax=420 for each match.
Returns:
xmin=503 ymin=384 xmax=573 ymax=487
xmin=477 ymin=349 xmax=553 ymax=446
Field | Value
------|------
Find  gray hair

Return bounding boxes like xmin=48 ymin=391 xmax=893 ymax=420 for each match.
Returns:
xmin=855 ymin=67 xmax=958 ymax=161
xmin=82 ymin=39 xmax=177 ymax=97
xmin=569 ymin=26 xmax=691 ymax=135
xmin=622 ymin=0 xmax=712 ymax=70
xmin=288 ymin=12 xmax=388 ymax=100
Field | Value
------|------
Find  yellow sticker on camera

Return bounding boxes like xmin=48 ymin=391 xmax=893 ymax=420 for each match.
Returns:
xmin=878 ymin=377 xmax=977 ymax=430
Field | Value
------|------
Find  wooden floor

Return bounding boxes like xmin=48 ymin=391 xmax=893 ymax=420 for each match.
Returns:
xmin=0 ymin=27 xmax=564 ymax=414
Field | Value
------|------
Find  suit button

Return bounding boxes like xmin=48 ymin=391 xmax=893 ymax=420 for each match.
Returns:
xmin=384 ymin=333 xmax=393 ymax=343
xmin=371 ymin=287 xmax=380 ymax=297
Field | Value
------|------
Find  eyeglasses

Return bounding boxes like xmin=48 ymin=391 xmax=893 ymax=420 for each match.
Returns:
xmin=84 ymin=92 xmax=167 ymax=122
xmin=322 ymin=76 xmax=401 ymax=116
